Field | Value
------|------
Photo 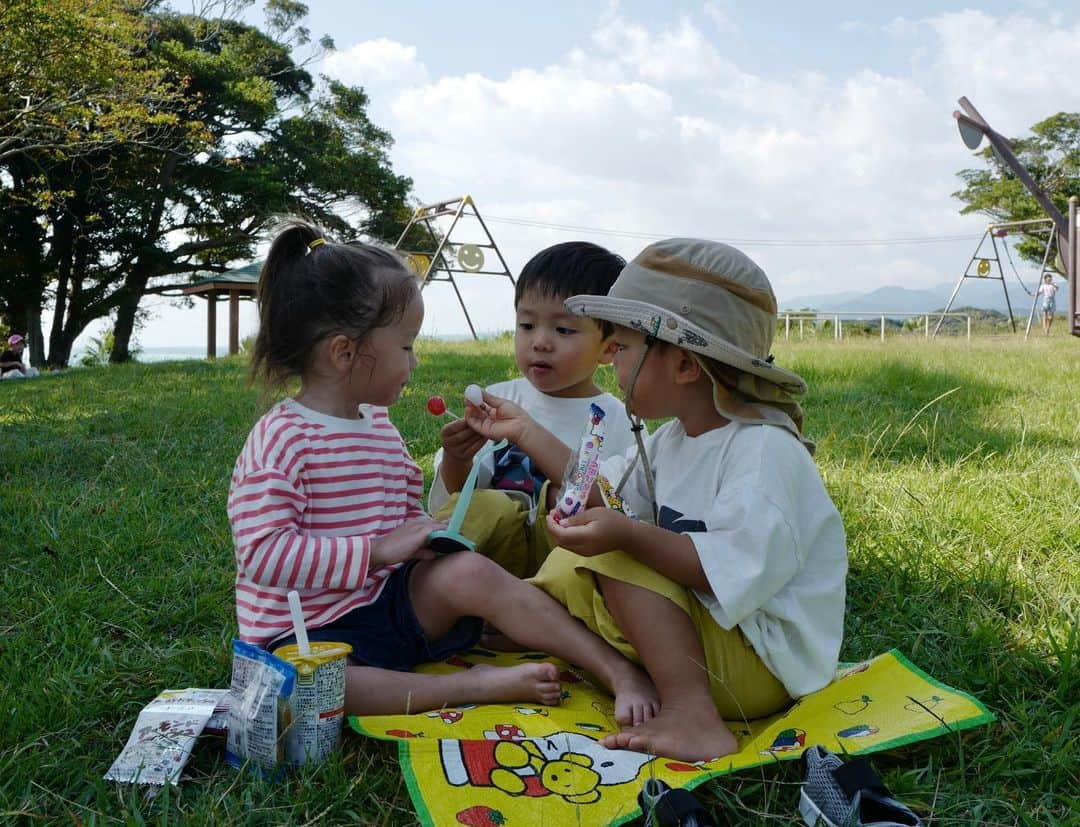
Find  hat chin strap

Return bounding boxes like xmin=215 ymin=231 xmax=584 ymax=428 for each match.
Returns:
xmin=614 ymin=336 xmax=658 ymax=524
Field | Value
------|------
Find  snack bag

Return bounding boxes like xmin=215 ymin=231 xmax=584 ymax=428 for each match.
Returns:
xmin=104 ymin=688 xmax=226 ymax=785
xmin=226 ymin=640 xmax=296 ymax=776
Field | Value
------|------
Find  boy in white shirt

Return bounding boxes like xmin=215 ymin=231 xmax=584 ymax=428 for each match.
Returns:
xmin=430 ymin=242 xmax=639 ymax=577
xmin=464 ymin=239 xmax=848 ymax=762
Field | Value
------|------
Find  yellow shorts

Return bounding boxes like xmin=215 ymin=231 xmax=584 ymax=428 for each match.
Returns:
xmin=530 ymin=547 xmax=791 ymax=722
xmin=433 ymin=483 xmax=555 ymax=579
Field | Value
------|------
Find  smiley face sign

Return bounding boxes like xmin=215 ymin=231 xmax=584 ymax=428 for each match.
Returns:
xmin=457 ymin=244 xmax=484 ymax=272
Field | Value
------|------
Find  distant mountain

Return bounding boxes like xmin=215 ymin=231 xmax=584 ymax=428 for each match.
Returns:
xmin=782 ymin=278 xmax=1070 ymax=318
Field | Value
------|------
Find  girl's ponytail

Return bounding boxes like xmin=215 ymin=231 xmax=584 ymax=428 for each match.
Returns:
xmin=251 ymin=217 xmax=416 ymax=392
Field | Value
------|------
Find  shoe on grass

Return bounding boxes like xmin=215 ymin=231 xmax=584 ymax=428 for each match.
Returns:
xmin=799 ymin=745 xmax=923 ymax=826
xmin=639 ymin=778 xmax=720 ymax=827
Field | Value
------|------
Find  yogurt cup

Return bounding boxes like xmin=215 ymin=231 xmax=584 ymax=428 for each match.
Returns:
xmin=272 ymin=641 xmax=353 ymax=767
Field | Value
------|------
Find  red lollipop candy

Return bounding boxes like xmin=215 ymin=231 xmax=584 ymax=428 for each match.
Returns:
xmin=427 ymin=396 xmax=447 ymax=416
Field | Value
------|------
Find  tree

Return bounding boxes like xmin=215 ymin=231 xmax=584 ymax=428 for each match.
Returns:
xmin=1 ymin=2 xmax=417 ymax=366
xmin=953 ymin=112 xmax=1080 ymax=267
xmin=0 ymin=0 xmax=178 ymax=162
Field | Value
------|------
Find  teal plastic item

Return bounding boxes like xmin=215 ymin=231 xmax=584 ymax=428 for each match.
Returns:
xmin=427 ymin=439 xmax=509 ymax=554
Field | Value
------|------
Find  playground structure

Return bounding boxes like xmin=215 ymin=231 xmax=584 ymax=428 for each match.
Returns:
xmin=952 ymin=97 xmax=1079 ymax=338
xmin=934 ymin=218 xmax=1058 ymax=339
xmin=393 ymin=195 xmax=515 ymax=339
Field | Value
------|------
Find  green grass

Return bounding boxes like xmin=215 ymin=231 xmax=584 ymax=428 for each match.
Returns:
xmin=1 ymin=336 xmax=1077 ymax=825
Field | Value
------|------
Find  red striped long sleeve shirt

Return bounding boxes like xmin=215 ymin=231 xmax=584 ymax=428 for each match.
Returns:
xmin=228 ymin=399 xmax=426 ymax=646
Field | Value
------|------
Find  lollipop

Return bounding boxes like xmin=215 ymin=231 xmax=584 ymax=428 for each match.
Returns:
xmin=426 ymin=396 xmax=459 ymax=419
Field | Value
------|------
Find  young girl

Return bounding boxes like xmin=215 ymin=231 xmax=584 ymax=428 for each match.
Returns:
xmin=227 ymin=219 xmax=657 ymax=723
xmin=464 ymin=238 xmax=848 ymax=762
xmin=1037 ymin=272 xmax=1058 ymax=335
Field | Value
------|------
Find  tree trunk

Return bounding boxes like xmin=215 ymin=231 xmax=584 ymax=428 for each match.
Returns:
xmin=109 ymin=155 xmax=177 ymax=364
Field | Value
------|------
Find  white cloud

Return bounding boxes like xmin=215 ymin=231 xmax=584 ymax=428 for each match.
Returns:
xmin=703 ymin=1 xmax=739 ymax=34
xmin=308 ymin=8 xmax=1080 ymax=336
xmin=321 ymin=37 xmax=429 ymax=92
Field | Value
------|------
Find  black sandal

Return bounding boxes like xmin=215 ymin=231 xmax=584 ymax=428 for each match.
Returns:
xmin=638 ymin=779 xmax=720 ymax=827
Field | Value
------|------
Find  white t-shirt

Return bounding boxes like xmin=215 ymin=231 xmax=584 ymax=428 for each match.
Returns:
xmin=428 ymin=377 xmax=639 ymax=519
xmin=600 ymin=419 xmax=848 ymax=697
xmin=1037 ymin=282 xmax=1058 ymax=299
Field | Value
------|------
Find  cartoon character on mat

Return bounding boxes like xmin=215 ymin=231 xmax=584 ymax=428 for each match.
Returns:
xmin=440 ymin=731 xmax=655 ymax=804
xmin=760 ymin=727 xmax=806 ymax=755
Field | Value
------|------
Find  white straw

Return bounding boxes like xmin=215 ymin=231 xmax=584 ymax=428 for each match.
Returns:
xmin=287 ymin=590 xmax=311 ymax=656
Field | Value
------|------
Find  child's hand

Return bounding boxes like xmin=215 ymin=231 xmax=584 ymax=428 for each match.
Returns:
xmin=370 ymin=517 xmax=444 ymax=568
xmin=545 ymin=507 xmax=632 ymax=557
xmin=464 ymin=390 xmax=533 ymax=445
xmin=440 ymin=417 xmax=486 ymax=464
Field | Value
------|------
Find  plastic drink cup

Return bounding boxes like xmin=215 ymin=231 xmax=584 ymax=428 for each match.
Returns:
xmin=272 ymin=641 xmax=353 ymax=767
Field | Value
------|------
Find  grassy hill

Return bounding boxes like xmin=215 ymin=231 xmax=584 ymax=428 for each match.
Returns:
xmin=1 ymin=336 xmax=1076 ymax=824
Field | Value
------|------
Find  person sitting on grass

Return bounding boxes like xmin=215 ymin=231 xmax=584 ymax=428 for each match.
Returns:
xmin=429 ymin=241 xmax=639 ymax=579
xmin=227 ymin=219 xmax=657 ymax=726
xmin=463 ymin=239 xmax=848 ymax=762
xmin=1 ymin=334 xmax=39 ymax=379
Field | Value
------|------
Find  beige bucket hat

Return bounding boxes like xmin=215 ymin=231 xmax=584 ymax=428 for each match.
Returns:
xmin=565 ymin=238 xmax=805 ymax=393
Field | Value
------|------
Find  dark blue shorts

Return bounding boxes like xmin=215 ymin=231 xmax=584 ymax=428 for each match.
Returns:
xmin=270 ymin=561 xmax=482 ymax=671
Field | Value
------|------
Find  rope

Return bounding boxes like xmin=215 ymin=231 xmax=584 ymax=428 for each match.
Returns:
xmin=1000 ymin=237 xmax=1035 ymax=296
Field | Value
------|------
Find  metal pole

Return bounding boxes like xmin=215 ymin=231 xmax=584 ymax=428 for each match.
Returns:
xmin=1024 ymin=227 xmax=1057 ymax=339
xmin=935 ymin=230 xmax=986 ymax=336
xmin=880 ymin=315 xmax=885 ymax=342
xmin=834 ymin=315 xmax=839 ymax=340
xmin=967 ymin=315 xmax=971 ymax=341
xmin=988 ymin=232 xmax=1017 ymax=333
xmin=925 ymin=315 xmax=929 ymax=338
xmin=956 ymin=98 xmax=1068 ymax=237
xmin=799 ymin=317 xmax=804 ymax=339
xmin=1071 ymin=197 xmax=1079 ymax=337
xmin=785 ymin=314 xmax=790 ymax=340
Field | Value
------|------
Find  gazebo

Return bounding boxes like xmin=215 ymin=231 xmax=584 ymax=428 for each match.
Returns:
xmin=165 ymin=261 xmax=261 ymax=359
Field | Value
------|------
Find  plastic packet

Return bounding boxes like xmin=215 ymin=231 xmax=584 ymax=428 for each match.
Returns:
xmin=225 ymin=639 xmax=296 ymax=777
xmin=104 ymin=688 xmax=226 ymax=785
xmin=554 ymin=403 xmax=606 ymax=519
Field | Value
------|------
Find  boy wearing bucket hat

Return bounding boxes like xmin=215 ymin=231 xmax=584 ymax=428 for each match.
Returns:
xmin=464 ymin=239 xmax=847 ymax=762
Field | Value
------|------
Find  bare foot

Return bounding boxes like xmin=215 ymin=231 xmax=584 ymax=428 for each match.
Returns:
xmin=467 ymin=663 xmax=563 ymax=706
xmin=599 ymin=703 xmax=737 ymax=762
xmin=609 ymin=662 xmax=660 ymax=727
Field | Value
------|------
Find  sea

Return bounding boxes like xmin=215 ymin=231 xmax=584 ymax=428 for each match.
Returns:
xmin=78 ymin=336 xmax=483 ymax=364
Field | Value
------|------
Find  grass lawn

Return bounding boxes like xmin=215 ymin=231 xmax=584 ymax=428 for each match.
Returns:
xmin=1 ymin=335 xmax=1077 ymax=825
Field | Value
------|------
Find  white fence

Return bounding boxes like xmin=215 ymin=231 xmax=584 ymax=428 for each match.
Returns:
xmin=778 ymin=311 xmax=973 ymax=342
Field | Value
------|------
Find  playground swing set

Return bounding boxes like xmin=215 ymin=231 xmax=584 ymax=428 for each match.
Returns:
xmin=944 ymin=96 xmax=1078 ymax=340
xmin=936 ymin=217 xmax=1059 ymax=339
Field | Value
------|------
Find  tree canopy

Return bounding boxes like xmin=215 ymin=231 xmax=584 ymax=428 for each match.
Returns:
xmin=0 ymin=0 xmax=417 ymax=366
xmin=953 ymin=111 xmax=1080 ymax=268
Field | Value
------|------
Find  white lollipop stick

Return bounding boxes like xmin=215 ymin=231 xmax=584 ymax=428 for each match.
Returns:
xmin=287 ymin=590 xmax=311 ymax=656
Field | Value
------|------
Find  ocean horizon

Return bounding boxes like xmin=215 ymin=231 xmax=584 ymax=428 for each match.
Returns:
xmin=115 ymin=333 xmax=492 ymax=363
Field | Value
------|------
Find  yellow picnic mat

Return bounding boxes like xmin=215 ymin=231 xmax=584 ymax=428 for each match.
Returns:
xmin=348 ymin=648 xmax=993 ymax=827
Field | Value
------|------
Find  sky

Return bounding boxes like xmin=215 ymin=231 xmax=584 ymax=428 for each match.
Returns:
xmin=86 ymin=0 xmax=1080 ymax=349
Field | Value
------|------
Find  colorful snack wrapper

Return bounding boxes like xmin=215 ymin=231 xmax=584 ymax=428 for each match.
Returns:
xmin=104 ymin=688 xmax=227 ymax=785
xmin=554 ymin=404 xmax=606 ymax=519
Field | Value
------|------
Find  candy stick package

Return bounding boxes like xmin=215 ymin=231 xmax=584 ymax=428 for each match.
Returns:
xmin=104 ymin=688 xmax=227 ymax=785
xmin=554 ymin=403 xmax=607 ymax=519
